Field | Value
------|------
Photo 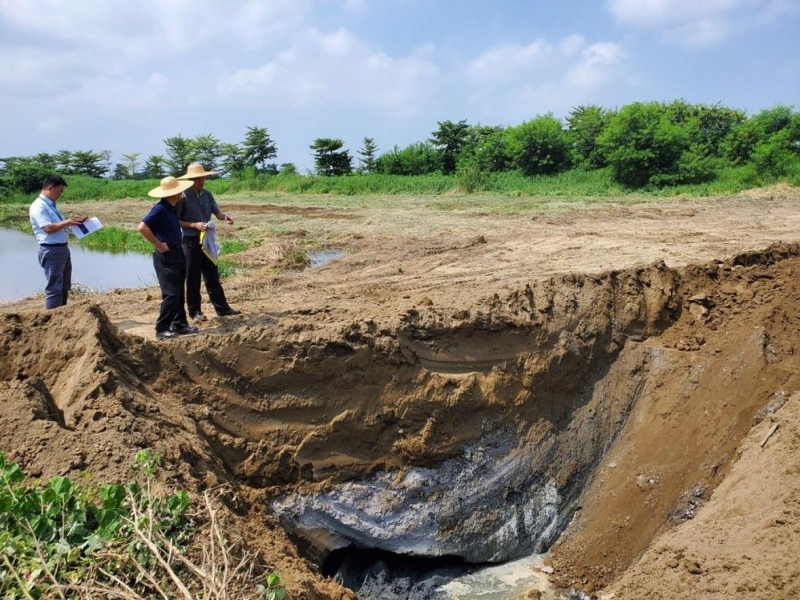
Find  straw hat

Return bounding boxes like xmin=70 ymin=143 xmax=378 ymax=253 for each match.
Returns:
xmin=177 ymin=163 xmax=218 ymax=179
xmin=148 ymin=176 xmax=193 ymax=198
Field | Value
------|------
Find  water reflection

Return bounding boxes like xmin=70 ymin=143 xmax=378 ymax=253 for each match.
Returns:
xmin=0 ymin=228 xmax=156 ymax=303
xmin=308 ymin=249 xmax=344 ymax=267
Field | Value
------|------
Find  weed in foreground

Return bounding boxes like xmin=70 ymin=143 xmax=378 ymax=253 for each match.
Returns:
xmin=0 ymin=449 xmax=285 ymax=599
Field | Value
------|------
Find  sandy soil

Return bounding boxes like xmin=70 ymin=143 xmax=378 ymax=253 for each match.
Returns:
xmin=1 ymin=184 xmax=800 ymax=599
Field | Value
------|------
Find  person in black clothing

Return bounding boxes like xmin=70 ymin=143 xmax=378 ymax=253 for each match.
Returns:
xmin=176 ymin=163 xmax=240 ymax=322
xmin=138 ymin=176 xmax=199 ymax=340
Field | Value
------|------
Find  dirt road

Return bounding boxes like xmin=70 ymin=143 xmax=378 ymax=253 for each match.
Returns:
xmin=2 ymin=184 xmax=799 ymax=599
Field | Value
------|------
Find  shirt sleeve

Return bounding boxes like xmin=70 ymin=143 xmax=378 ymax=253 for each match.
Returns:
xmin=141 ymin=203 xmax=161 ymax=228
xmin=29 ymin=199 xmax=55 ymax=227
xmin=208 ymin=192 xmax=221 ymax=217
xmin=176 ymin=196 xmax=186 ymax=220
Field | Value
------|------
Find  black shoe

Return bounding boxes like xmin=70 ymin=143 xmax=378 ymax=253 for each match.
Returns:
xmin=156 ymin=330 xmax=180 ymax=340
xmin=192 ymin=311 xmax=208 ymax=323
xmin=174 ymin=325 xmax=199 ymax=335
xmin=217 ymin=308 xmax=241 ymax=316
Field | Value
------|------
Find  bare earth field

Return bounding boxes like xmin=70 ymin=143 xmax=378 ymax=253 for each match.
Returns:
xmin=2 ymin=185 xmax=800 ymax=599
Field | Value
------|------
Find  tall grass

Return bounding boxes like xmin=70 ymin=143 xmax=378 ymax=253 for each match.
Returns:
xmin=1 ymin=164 xmax=797 ymax=206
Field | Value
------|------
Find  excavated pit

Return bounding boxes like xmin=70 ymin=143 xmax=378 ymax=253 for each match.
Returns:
xmin=1 ymin=243 xmax=799 ymax=599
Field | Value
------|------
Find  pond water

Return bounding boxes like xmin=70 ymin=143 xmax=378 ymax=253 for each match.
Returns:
xmin=0 ymin=228 xmax=156 ymax=304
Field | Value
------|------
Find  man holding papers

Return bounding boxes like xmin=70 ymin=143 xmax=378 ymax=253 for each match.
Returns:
xmin=28 ymin=175 xmax=88 ymax=309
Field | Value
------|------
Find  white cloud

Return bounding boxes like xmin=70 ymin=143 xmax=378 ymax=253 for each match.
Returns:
xmin=757 ymin=0 xmax=800 ymax=23
xmin=605 ymin=0 xmax=745 ymax=28
xmin=662 ymin=18 xmax=730 ymax=45
xmin=565 ymin=42 xmax=626 ymax=88
xmin=465 ymin=39 xmax=555 ymax=82
xmin=64 ymin=72 xmax=172 ymax=111
xmin=217 ymin=27 xmax=440 ymax=116
xmin=560 ymin=34 xmax=587 ymax=57
xmin=462 ymin=36 xmax=629 ymax=125
xmin=0 ymin=0 xmax=308 ymax=60
xmin=605 ymin=0 xmax=796 ymax=45
xmin=342 ymin=0 xmax=367 ymax=13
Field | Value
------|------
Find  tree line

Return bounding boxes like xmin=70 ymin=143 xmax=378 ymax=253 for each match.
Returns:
xmin=2 ymin=100 xmax=799 ymax=196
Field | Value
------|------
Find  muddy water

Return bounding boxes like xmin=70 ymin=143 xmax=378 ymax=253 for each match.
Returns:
xmin=441 ymin=554 xmax=559 ymax=599
xmin=308 ymin=249 xmax=344 ymax=267
xmin=0 ymin=228 xmax=155 ymax=303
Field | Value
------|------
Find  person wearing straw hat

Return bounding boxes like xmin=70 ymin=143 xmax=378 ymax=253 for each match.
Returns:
xmin=138 ymin=176 xmax=199 ymax=340
xmin=177 ymin=163 xmax=240 ymax=322
xmin=29 ymin=175 xmax=88 ymax=309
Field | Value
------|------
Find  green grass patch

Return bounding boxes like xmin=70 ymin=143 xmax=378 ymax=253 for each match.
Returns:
xmin=0 ymin=204 xmax=30 ymax=231
xmin=78 ymin=225 xmax=152 ymax=253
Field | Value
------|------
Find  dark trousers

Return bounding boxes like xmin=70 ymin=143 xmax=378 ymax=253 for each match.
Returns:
xmin=153 ymin=247 xmax=188 ymax=333
xmin=38 ymin=245 xmax=71 ymax=309
xmin=182 ymin=236 xmax=229 ymax=316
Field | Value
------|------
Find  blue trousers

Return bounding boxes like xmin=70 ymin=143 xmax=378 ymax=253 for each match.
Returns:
xmin=38 ymin=245 xmax=71 ymax=309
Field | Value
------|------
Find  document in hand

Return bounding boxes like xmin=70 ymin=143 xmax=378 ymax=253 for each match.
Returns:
xmin=70 ymin=217 xmax=103 ymax=239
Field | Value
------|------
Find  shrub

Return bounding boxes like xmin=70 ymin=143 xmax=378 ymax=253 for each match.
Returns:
xmin=376 ymin=143 xmax=442 ymax=176
xmin=599 ymin=102 xmax=694 ymax=188
xmin=505 ymin=115 xmax=572 ymax=176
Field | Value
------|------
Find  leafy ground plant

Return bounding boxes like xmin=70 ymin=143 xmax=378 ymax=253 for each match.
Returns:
xmin=0 ymin=450 xmax=285 ymax=599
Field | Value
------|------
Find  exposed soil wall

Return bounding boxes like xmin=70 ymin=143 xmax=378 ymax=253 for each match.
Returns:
xmin=2 ymin=189 xmax=800 ymax=599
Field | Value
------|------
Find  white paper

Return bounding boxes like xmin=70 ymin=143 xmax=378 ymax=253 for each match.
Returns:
xmin=71 ymin=217 xmax=103 ymax=239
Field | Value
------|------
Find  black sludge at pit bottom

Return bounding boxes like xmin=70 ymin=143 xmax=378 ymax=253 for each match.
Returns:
xmin=322 ymin=547 xmax=477 ymax=600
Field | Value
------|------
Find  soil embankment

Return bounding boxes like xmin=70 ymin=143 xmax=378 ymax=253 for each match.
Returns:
xmin=1 ymin=187 xmax=800 ymax=598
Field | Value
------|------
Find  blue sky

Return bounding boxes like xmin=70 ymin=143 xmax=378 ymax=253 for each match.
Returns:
xmin=1 ymin=0 xmax=798 ymax=172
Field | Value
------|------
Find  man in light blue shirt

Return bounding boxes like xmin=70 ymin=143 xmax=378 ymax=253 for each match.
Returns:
xmin=29 ymin=175 xmax=87 ymax=309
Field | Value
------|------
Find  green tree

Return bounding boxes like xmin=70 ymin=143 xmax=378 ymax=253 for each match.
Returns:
xmin=121 ymin=152 xmax=141 ymax=179
xmin=99 ymin=150 xmax=113 ymax=177
xmin=71 ymin=150 xmax=107 ymax=177
xmin=429 ymin=119 xmax=470 ymax=175
xmin=750 ymin=129 xmax=796 ymax=179
xmin=687 ymin=103 xmax=745 ymax=158
xmin=598 ymin=102 xmax=715 ymax=188
xmin=376 ymin=142 xmax=441 ymax=175
xmin=357 ymin=137 xmax=379 ymax=174
xmin=279 ymin=163 xmax=298 ymax=175
xmin=192 ymin=133 xmax=221 ymax=173
xmin=144 ymin=155 xmax=166 ymax=179
xmin=0 ymin=156 xmax=51 ymax=193
xmin=311 ymin=138 xmax=352 ymax=176
xmin=111 ymin=163 xmax=128 ymax=180
xmin=505 ymin=114 xmax=572 ymax=176
xmin=219 ymin=143 xmax=246 ymax=176
xmin=163 ymin=134 xmax=195 ymax=176
xmin=242 ymin=126 xmax=277 ymax=171
xmin=32 ymin=152 xmax=56 ymax=172
xmin=567 ymin=105 xmax=613 ymax=168
xmin=55 ymin=150 xmax=73 ymax=173
xmin=723 ymin=105 xmax=796 ymax=164
xmin=457 ymin=125 xmax=509 ymax=173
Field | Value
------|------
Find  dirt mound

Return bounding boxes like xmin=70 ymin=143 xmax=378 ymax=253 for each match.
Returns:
xmin=606 ymin=391 xmax=800 ymax=599
xmin=549 ymin=244 xmax=800 ymax=597
xmin=0 ymin=304 xmax=349 ymax=599
xmin=2 ymin=239 xmax=800 ymax=598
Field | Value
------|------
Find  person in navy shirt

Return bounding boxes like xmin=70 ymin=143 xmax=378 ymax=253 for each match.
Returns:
xmin=29 ymin=175 xmax=88 ymax=309
xmin=138 ymin=177 xmax=198 ymax=340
